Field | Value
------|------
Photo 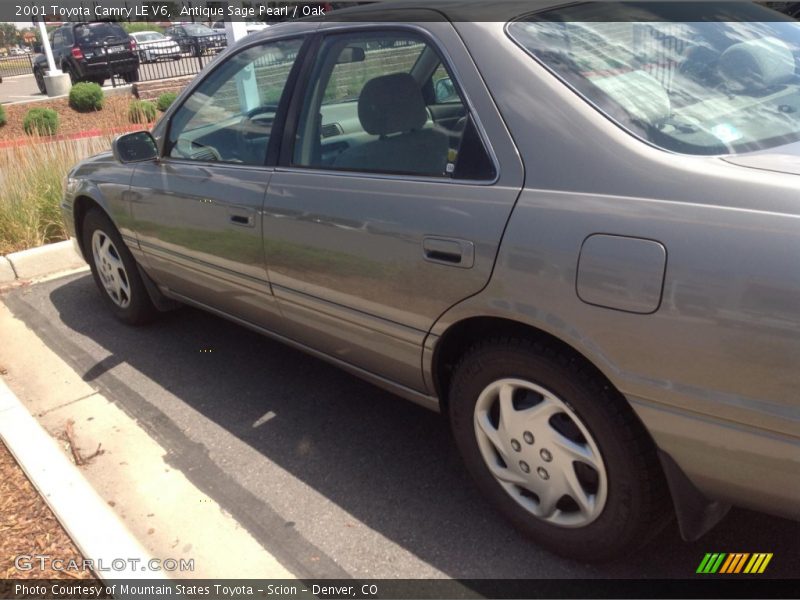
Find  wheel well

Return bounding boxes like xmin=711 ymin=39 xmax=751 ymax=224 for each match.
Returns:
xmin=432 ymin=316 xmax=613 ymax=411
xmin=72 ymin=195 xmax=104 ymax=260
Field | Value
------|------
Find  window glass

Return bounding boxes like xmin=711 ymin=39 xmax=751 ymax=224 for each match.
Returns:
xmin=167 ymin=38 xmax=302 ymax=165
xmin=507 ymin=3 xmax=800 ymax=155
xmin=292 ymin=31 xmax=494 ymax=179
xmin=74 ymin=22 xmax=127 ymax=43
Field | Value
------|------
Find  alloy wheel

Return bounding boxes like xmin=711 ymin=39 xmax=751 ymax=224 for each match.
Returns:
xmin=473 ymin=378 xmax=608 ymax=528
xmin=91 ymin=230 xmax=131 ymax=308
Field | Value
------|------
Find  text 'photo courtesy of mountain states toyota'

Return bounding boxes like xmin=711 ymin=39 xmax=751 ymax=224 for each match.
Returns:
xmin=60 ymin=1 xmax=800 ymax=562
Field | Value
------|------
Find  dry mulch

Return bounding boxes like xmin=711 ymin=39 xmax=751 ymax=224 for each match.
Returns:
xmin=0 ymin=95 xmax=150 ymax=143
xmin=0 ymin=439 xmax=92 ymax=579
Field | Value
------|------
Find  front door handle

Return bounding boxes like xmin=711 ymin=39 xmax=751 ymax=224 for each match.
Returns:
xmin=422 ymin=237 xmax=475 ymax=268
xmin=229 ymin=213 xmax=254 ymax=227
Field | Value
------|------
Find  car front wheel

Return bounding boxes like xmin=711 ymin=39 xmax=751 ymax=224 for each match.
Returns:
xmin=33 ymin=67 xmax=46 ymax=93
xmin=448 ymin=337 xmax=671 ymax=561
xmin=82 ymin=209 xmax=156 ymax=325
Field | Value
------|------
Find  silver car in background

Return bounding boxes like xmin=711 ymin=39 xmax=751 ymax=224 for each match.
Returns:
xmin=61 ymin=1 xmax=800 ymax=560
xmin=130 ymin=31 xmax=182 ymax=63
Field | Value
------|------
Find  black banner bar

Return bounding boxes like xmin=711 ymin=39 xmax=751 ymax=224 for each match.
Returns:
xmin=2 ymin=1 xmax=798 ymax=23
xmin=1 ymin=579 xmax=798 ymax=600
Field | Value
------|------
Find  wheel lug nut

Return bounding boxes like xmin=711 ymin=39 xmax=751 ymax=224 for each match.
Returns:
xmin=519 ymin=461 xmax=530 ymax=473
xmin=523 ymin=431 xmax=534 ymax=445
xmin=510 ymin=439 xmax=521 ymax=452
xmin=540 ymin=449 xmax=552 ymax=462
xmin=537 ymin=467 xmax=549 ymax=480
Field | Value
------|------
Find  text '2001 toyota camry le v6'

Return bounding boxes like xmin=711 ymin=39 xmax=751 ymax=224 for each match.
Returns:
xmin=60 ymin=1 xmax=800 ymax=561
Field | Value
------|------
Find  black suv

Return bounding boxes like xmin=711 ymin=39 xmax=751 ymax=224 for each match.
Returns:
xmin=164 ymin=24 xmax=226 ymax=57
xmin=33 ymin=22 xmax=139 ymax=93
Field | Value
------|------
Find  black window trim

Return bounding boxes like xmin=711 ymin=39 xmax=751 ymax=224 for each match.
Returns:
xmin=276 ymin=23 xmax=501 ymax=186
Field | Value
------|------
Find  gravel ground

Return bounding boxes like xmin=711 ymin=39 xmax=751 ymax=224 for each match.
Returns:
xmin=0 ymin=95 xmax=151 ymax=142
xmin=0 ymin=439 xmax=92 ymax=579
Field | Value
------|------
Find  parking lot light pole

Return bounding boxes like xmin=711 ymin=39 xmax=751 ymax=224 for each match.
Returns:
xmin=36 ymin=18 xmax=71 ymax=97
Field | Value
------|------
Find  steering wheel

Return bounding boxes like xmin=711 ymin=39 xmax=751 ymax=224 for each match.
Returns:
xmin=238 ymin=104 xmax=278 ymax=142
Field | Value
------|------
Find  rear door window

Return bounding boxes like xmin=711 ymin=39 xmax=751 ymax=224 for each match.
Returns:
xmin=291 ymin=30 xmax=495 ymax=180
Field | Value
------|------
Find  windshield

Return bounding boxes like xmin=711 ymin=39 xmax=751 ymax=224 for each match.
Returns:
xmin=507 ymin=2 xmax=800 ymax=155
xmin=184 ymin=24 xmax=214 ymax=36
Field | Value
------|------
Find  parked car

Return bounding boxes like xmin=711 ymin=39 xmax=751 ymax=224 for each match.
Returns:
xmin=62 ymin=1 xmax=800 ymax=561
xmin=32 ymin=21 xmax=139 ymax=92
xmin=129 ymin=31 xmax=182 ymax=63
xmin=164 ymin=23 xmax=226 ymax=57
xmin=212 ymin=20 xmax=270 ymax=35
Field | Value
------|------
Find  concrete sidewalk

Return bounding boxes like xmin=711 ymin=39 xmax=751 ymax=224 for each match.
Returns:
xmin=0 ymin=240 xmax=297 ymax=579
xmin=0 ymin=74 xmax=132 ymax=105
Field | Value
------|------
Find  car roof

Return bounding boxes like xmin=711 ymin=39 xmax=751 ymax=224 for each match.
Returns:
xmin=319 ymin=0 xmax=577 ymax=22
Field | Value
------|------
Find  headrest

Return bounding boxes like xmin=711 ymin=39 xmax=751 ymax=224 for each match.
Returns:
xmin=358 ymin=73 xmax=427 ymax=136
xmin=591 ymin=70 xmax=671 ymax=125
xmin=719 ymin=37 xmax=795 ymax=91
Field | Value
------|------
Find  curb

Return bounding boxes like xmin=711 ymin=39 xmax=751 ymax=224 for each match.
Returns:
xmin=0 ymin=377 xmax=165 ymax=581
xmin=1 ymin=240 xmax=86 ymax=285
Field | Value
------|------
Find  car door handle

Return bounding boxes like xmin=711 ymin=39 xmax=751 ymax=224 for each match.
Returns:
xmin=422 ymin=237 xmax=475 ymax=268
xmin=229 ymin=213 xmax=254 ymax=227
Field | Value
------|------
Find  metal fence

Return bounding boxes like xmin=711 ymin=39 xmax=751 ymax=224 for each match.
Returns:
xmin=0 ymin=54 xmax=34 ymax=78
xmin=134 ymin=35 xmax=227 ymax=84
xmin=632 ymin=23 xmax=690 ymax=91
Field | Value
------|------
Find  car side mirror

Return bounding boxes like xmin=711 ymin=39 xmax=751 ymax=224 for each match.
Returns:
xmin=434 ymin=77 xmax=456 ymax=103
xmin=112 ymin=131 xmax=159 ymax=163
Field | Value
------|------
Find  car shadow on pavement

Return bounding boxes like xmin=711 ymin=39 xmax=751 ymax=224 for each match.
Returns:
xmin=16 ymin=274 xmax=798 ymax=579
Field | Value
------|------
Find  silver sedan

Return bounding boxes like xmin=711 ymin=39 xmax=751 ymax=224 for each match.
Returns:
xmin=61 ymin=1 xmax=800 ymax=561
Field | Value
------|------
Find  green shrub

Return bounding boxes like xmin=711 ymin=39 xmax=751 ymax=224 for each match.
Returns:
xmin=23 ymin=108 xmax=59 ymax=136
xmin=128 ymin=100 xmax=157 ymax=124
xmin=0 ymin=103 xmax=6 ymax=127
xmin=156 ymin=92 xmax=178 ymax=112
xmin=69 ymin=82 xmax=104 ymax=112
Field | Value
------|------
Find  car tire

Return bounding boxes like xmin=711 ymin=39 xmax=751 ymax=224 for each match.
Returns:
xmin=33 ymin=67 xmax=46 ymax=93
xmin=82 ymin=209 xmax=157 ymax=326
xmin=66 ymin=65 xmax=79 ymax=84
xmin=448 ymin=337 xmax=671 ymax=562
xmin=121 ymin=70 xmax=140 ymax=84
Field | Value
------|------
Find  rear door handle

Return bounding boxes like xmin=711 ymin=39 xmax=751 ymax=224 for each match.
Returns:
xmin=422 ymin=237 xmax=475 ymax=268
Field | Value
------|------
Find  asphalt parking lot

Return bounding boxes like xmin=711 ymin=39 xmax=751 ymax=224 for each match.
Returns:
xmin=3 ymin=272 xmax=799 ymax=580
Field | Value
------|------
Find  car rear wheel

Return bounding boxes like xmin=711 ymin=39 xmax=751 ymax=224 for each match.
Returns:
xmin=82 ymin=209 xmax=157 ymax=325
xmin=122 ymin=70 xmax=139 ymax=84
xmin=448 ymin=337 xmax=671 ymax=561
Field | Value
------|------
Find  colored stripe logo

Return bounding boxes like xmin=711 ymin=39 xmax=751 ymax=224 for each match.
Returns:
xmin=697 ymin=553 xmax=773 ymax=574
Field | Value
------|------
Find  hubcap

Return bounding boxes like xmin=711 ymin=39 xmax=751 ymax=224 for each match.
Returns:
xmin=91 ymin=230 xmax=131 ymax=308
xmin=473 ymin=378 xmax=607 ymax=528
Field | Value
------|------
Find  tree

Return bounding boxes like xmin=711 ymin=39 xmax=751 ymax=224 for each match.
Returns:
xmin=0 ymin=23 xmax=19 ymax=49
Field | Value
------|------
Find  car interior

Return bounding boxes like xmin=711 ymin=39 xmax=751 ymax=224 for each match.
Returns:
xmin=166 ymin=33 xmax=489 ymax=177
